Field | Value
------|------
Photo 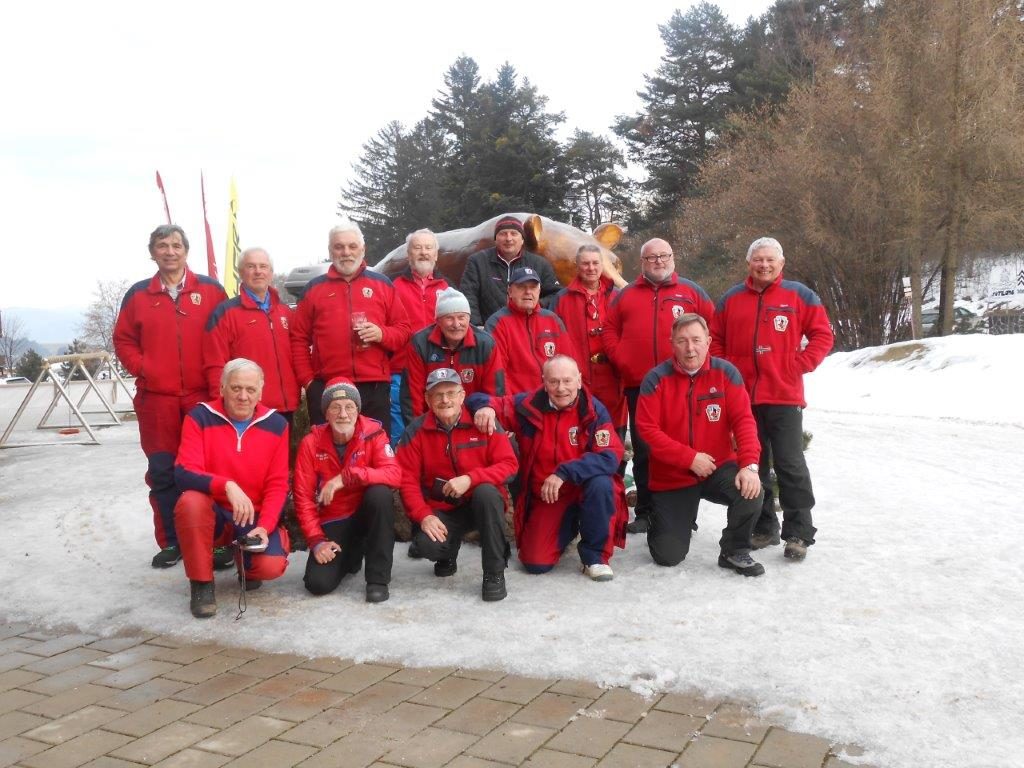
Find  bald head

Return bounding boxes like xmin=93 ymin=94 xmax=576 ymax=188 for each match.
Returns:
xmin=640 ymin=238 xmax=675 ymax=282
xmin=542 ymin=355 xmax=582 ymax=409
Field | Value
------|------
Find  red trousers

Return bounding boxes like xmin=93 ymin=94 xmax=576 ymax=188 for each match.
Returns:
xmin=174 ymin=490 xmax=290 ymax=582
xmin=517 ymin=475 xmax=620 ymax=573
xmin=134 ymin=389 xmax=204 ymax=548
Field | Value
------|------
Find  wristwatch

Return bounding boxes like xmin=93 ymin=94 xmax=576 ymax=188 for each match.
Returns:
xmin=744 ymin=464 xmax=759 ymax=472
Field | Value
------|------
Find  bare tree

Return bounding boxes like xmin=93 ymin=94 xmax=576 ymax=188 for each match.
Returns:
xmin=80 ymin=280 xmax=130 ymax=356
xmin=0 ymin=312 xmax=28 ymax=376
xmin=676 ymin=0 xmax=1024 ymax=348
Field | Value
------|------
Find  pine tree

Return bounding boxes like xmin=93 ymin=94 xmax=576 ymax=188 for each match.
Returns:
xmin=15 ymin=349 xmax=45 ymax=381
xmin=58 ymin=339 xmax=102 ymax=381
xmin=613 ymin=2 xmax=740 ymax=229
xmin=563 ymin=130 xmax=635 ymax=231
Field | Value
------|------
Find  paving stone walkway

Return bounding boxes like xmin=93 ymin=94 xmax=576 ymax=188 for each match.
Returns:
xmin=0 ymin=622 xmax=872 ymax=768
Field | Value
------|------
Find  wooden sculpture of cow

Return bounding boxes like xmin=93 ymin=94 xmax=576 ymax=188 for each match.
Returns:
xmin=373 ymin=214 xmax=627 ymax=288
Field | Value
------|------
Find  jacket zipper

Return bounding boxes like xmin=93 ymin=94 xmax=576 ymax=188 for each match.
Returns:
xmin=265 ymin=312 xmax=291 ymax=410
xmin=752 ymin=291 xmax=764 ymax=402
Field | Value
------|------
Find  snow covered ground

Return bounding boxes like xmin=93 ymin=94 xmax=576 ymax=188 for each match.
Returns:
xmin=1 ymin=335 xmax=1021 ymax=768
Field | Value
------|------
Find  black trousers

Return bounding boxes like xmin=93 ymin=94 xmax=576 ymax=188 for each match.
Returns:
xmin=412 ymin=484 xmax=510 ymax=575
xmin=647 ymin=463 xmax=761 ymax=567
xmin=307 ymin=379 xmax=392 ymax=437
xmin=625 ymin=387 xmax=651 ymax=515
xmin=303 ymin=485 xmax=395 ymax=594
xmin=753 ymin=404 xmax=817 ymax=544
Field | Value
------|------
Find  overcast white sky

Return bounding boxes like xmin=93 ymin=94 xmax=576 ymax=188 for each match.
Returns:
xmin=1 ymin=0 xmax=771 ymax=310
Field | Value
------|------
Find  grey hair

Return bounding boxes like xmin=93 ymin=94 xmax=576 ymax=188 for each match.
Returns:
xmin=237 ymin=247 xmax=273 ymax=271
xmin=220 ymin=358 xmax=264 ymax=388
xmin=575 ymin=244 xmax=602 ymax=262
xmin=542 ymin=354 xmax=580 ymax=377
xmin=405 ymin=228 xmax=439 ymax=250
xmin=746 ymin=237 xmax=784 ymax=262
xmin=671 ymin=312 xmax=709 ymax=336
xmin=329 ymin=217 xmax=365 ymax=245
xmin=148 ymin=224 xmax=189 ymax=254
xmin=639 ymin=237 xmax=671 ymax=257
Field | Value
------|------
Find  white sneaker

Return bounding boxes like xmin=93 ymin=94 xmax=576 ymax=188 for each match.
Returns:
xmin=582 ymin=563 xmax=614 ymax=581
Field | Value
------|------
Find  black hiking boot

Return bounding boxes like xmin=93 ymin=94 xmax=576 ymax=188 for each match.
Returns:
xmin=434 ymin=559 xmax=458 ymax=577
xmin=366 ymin=583 xmax=390 ymax=603
xmin=152 ymin=546 xmax=181 ymax=569
xmin=718 ymin=551 xmax=766 ymax=577
xmin=213 ymin=546 xmax=234 ymax=571
xmin=482 ymin=573 xmax=507 ymax=602
xmin=189 ymin=580 xmax=216 ymax=618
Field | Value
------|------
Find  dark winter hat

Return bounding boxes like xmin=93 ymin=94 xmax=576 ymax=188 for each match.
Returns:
xmin=510 ymin=266 xmax=541 ymax=285
xmin=425 ymin=368 xmax=461 ymax=392
xmin=494 ymin=216 xmax=525 ymax=238
xmin=322 ymin=377 xmax=361 ymax=412
xmin=434 ymin=287 xmax=472 ymax=318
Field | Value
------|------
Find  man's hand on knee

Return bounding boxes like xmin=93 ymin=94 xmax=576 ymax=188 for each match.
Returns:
xmin=540 ymin=474 xmax=564 ymax=503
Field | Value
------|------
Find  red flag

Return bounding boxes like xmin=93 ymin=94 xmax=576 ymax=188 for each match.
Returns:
xmin=155 ymin=171 xmax=172 ymax=223
xmin=201 ymin=172 xmax=218 ymax=280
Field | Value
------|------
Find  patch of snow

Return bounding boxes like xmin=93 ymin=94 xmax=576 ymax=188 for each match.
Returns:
xmin=2 ymin=335 xmax=1022 ymax=768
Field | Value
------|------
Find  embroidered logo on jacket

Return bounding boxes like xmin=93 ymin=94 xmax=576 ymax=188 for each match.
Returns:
xmin=190 ymin=292 xmax=202 ymax=305
xmin=568 ymin=426 xmax=579 ymax=446
xmin=280 ymin=316 xmax=289 ymax=330
xmin=543 ymin=342 xmax=555 ymax=357
xmin=671 ymin=305 xmax=684 ymax=318
xmin=595 ymin=429 xmax=610 ymax=447
xmin=774 ymin=315 xmax=789 ymax=332
xmin=706 ymin=404 xmax=721 ymax=422
xmin=362 ymin=287 xmax=373 ymax=298
xmin=460 ymin=369 xmax=474 ymax=383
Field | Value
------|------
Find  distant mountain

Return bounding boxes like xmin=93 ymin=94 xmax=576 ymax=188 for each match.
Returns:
xmin=4 ymin=307 xmax=86 ymax=346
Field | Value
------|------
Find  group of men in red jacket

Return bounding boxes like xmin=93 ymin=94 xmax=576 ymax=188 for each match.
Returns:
xmin=114 ymin=217 xmax=832 ymax=617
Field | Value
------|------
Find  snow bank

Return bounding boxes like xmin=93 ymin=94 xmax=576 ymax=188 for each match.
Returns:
xmin=2 ymin=335 xmax=1022 ymax=768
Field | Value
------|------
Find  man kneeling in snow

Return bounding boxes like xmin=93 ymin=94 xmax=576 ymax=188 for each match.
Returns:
xmin=174 ymin=358 xmax=291 ymax=618
xmin=397 ymin=368 xmax=518 ymax=602
xmin=469 ymin=355 xmax=628 ymax=581
xmin=636 ymin=313 xmax=765 ymax=577
xmin=293 ymin=378 xmax=400 ymax=604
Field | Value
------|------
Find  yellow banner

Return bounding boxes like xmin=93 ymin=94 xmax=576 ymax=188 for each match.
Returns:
xmin=223 ymin=178 xmax=240 ymax=297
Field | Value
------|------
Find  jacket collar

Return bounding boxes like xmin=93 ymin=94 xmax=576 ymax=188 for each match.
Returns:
xmin=238 ymin=285 xmax=281 ymax=310
xmin=636 ymin=271 xmax=678 ymax=289
xmin=325 ymin=262 xmax=368 ymax=282
xmin=744 ymin=273 xmax=784 ymax=293
xmin=146 ymin=267 xmax=200 ymax=295
xmin=314 ymin=413 xmax=382 ymax=449
xmin=567 ymin=274 xmax=614 ymax=297
xmin=201 ymin=399 xmax=276 ymax=425
xmin=427 ymin=323 xmax=478 ymax=349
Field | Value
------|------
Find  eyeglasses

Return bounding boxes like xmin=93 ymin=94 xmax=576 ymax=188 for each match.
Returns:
xmin=641 ymin=253 xmax=674 ymax=263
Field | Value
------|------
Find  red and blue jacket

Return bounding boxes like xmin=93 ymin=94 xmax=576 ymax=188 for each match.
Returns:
xmin=114 ymin=269 xmax=227 ymax=396
xmin=400 ymin=324 xmax=505 ymax=423
xmin=636 ymin=355 xmax=760 ymax=491
xmin=289 ymin=263 xmax=412 ymax=386
xmin=485 ymin=303 xmax=575 ymax=395
xmin=293 ymin=415 xmax=402 ymax=549
xmin=391 ymin=268 xmax=450 ymax=375
xmin=202 ymin=287 xmax=300 ymax=413
xmin=396 ymin=406 xmax=518 ymax=524
xmin=602 ymin=273 xmax=714 ymax=388
xmin=174 ymin=400 xmax=290 ymax=532
xmin=710 ymin=274 xmax=834 ymax=408
xmin=468 ymin=387 xmax=627 ymax=544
